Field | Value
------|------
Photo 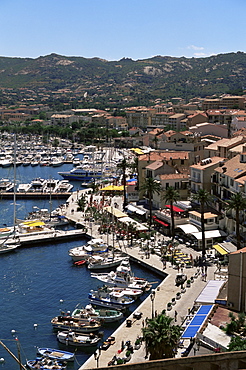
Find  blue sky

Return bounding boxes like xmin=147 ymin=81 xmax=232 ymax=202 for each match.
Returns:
xmin=0 ymin=0 xmax=245 ymax=61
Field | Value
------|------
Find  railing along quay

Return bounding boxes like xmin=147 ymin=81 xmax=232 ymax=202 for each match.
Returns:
xmin=0 ymin=192 xmax=72 ymax=199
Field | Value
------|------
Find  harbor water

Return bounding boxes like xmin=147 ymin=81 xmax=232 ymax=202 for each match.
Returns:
xmin=0 ymin=164 xmax=162 ymax=369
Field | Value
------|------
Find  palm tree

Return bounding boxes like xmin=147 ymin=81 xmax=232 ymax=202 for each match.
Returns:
xmin=162 ymin=187 xmax=180 ymax=239
xmin=142 ymin=313 xmax=181 ymax=360
xmin=117 ymin=158 xmax=130 ymax=211
xmin=191 ymin=188 xmax=211 ymax=257
xmin=226 ymin=192 xmax=246 ymax=249
xmin=140 ymin=177 xmax=162 ymax=230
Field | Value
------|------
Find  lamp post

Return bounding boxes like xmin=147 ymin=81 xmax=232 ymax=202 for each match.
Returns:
xmin=94 ymin=346 xmax=101 ymax=368
xmin=150 ymin=289 xmax=156 ymax=318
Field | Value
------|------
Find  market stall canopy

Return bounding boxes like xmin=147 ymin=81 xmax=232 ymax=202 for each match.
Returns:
xmin=103 ymin=206 xmax=128 ymax=218
xmin=100 ymin=185 xmax=124 ymax=191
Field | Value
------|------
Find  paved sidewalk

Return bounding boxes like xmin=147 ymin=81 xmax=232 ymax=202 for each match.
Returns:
xmin=59 ymin=191 xmax=217 ymax=369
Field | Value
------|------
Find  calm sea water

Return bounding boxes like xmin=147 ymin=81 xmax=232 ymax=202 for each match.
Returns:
xmin=0 ymin=164 xmax=161 ymax=369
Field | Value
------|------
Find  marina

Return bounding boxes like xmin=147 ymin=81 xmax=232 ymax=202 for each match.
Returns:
xmin=0 ymin=160 xmax=162 ymax=369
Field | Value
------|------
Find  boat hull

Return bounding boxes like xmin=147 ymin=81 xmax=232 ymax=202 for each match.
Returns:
xmin=57 ymin=331 xmax=100 ymax=347
xmin=37 ymin=348 xmax=74 ymax=362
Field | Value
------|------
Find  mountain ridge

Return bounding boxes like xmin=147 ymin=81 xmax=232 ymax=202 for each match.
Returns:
xmin=0 ymin=52 xmax=246 ymax=106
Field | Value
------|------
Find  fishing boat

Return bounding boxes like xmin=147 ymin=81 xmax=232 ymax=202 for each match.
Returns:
xmin=88 ymin=289 xmax=135 ymax=310
xmin=51 ymin=315 xmax=101 ymax=333
xmin=37 ymin=348 xmax=74 ymax=362
xmin=72 ymin=304 xmax=124 ymax=323
xmin=91 ymin=262 xmax=150 ymax=291
xmin=57 ymin=331 xmax=101 ymax=347
xmin=26 ymin=357 xmax=66 ymax=370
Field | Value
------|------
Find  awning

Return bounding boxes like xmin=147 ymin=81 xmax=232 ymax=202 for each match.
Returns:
xmin=195 ymin=280 xmax=226 ymax=304
xmin=213 ymin=244 xmax=228 ymax=255
xmin=153 ymin=216 xmax=169 ymax=227
xmin=100 ymin=185 xmax=124 ymax=191
xmin=118 ymin=217 xmax=148 ymax=231
xmin=165 ymin=205 xmax=185 ymax=212
xmin=126 ymin=204 xmax=146 ymax=215
xmin=191 ymin=230 xmax=226 ymax=240
xmin=103 ymin=206 xmax=128 ymax=218
xmin=177 ymin=224 xmax=200 ymax=234
xmin=21 ymin=220 xmax=45 ymax=227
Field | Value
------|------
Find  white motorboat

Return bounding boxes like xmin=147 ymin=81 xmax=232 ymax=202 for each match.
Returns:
xmin=91 ymin=262 xmax=150 ymax=291
xmin=72 ymin=304 xmax=124 ymax=323
xmin=0 ymin=178 xmax=14 ymax=192
xmin=97 ymin=284 xmax=143 ymax=299
xmin=57 ymin=331 xmax=101 ymax=347
xmin=88 ymin=289 xmax=135 ymax=310
xmin=87 ymin=255 xmax=129 ymax=270
xmin=68 ymin=239 xmax=108 ymax=262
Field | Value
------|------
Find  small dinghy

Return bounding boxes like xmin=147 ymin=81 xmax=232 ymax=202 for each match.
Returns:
xmin=37 ymin=347 xmax=74 ymax=362
xmin=74 ymin=260 xmax=86 ymax=266
xmin=57 ymin=331 xmax=101 ymax=347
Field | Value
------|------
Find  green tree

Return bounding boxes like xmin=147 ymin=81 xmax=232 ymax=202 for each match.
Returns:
xmin=77 ymin=195 xmax=87 ymax=213
xmin=162 ymin=187 xmax=180 ymax=239
xmin=191 ymin=189 xmax=211 ymax=257
xmin=142 ymin=313 xmax=181 ymax=360
xmin=140 ymin=177 xmax=162 ymax=230
xmin=228 ymin=336 xmax=246 ymax=352
xmin=226 ymin=193 xmax=246 ymax=249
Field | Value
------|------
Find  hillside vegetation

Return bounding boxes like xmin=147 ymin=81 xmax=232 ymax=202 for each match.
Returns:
xmin=0 ymin=52 xmax=246 ymax=106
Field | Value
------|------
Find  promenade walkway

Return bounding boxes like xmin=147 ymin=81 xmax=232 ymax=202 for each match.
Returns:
xmin=60 ymin=190 xmax=217 ymax=369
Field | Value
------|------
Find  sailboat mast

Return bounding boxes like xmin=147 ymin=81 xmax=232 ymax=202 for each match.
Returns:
xmin=0 ymin=340 xmax=26 ymax=370
xmin=13 ymin=134 xmax=17 ymax=232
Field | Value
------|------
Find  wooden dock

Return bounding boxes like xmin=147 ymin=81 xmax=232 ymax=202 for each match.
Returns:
xmin=5 ymin=229 xmax=88 ymax=247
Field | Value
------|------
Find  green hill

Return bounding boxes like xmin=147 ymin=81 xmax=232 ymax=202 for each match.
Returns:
xmin=0 ymin=52 xmax=246 ymax=106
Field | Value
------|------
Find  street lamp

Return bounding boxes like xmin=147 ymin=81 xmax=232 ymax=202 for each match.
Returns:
xmin=94 ymin=346 xmax=101 ymax=368
xmin=150 ymin=289 xmax=156 ymax=318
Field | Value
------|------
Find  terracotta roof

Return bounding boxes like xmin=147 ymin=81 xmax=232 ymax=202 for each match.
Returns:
xmin=190 ymin=157 xmax=225 ymax=170
xmin=139 ymin=152 xmax=189 ymax=161
xmin=214 ymin=154 xmax=246 ymax=178
xmin=189 ymin=211 xmax=218 ymax=219
xmin=145 ymin=161 xmax=164 ymax=170
xmin=205 ymin=136 xmax=245 ymax=150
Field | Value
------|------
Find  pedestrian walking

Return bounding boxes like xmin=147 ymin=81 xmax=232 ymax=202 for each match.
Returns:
xmin=174 ymin=310 xmax=178 ymax=322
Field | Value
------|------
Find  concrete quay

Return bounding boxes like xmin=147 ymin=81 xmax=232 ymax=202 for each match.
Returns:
xmin=60 ymin=190 xmax=217 ymax=369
